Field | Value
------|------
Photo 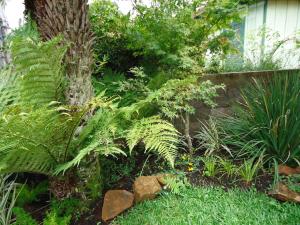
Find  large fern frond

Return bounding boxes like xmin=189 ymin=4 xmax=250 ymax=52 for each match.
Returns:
xmin=0 ymin=106 xmax=83 ymax=175
xmin=56 ymin=108 xmax=126 ymax=175
xmin=126 ymin=116 xmax=179 ymax=167
xmin=11 ymin=36 xmax=67 ymax=106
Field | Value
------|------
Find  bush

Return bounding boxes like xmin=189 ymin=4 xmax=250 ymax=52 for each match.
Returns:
xmin=89 ymin=0 xmax=138 ymax=73
xmin=90 ymin=0 xmax=249 ymax=77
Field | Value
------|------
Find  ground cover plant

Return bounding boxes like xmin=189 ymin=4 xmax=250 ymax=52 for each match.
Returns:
xmin=114 ymin=187 xmax=300 ymax=225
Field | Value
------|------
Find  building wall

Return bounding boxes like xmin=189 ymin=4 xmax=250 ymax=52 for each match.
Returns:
xmin=243 ymin=0 xmax=300 ymax=69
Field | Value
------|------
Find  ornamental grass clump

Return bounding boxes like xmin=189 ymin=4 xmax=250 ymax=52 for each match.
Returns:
xmin=221 ymin=71 xmax=300 ymax=165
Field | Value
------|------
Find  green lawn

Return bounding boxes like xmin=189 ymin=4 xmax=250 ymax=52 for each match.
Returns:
xmin=114 ymin=188 xmax=300 ymax=225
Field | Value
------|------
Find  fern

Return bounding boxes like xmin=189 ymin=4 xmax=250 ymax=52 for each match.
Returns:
xmin=0 ymin=106 xmax=84 ymax=175
xmin=126 ymin=116 xmax=179 ymax=167
xmin=0 ymin=33 xmax=180 ymax=177
xmin=11 ymin=36 xmax=67 ymax=106
xmin=0 ymin=67 xmax=18 ymax=113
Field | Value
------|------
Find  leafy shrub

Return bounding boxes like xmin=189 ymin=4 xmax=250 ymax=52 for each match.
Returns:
xmin=89 ymin=0 xmax=138 ymax=73
xmin=220 ymin=71 xmax=300 ymax=165
xmin=151 ymin=75 xmax=224 ymax=153
xmin=90 ymin=0 xmax=249 ymax=77
xmin=100 ymin=154 xmax=136 ymax=189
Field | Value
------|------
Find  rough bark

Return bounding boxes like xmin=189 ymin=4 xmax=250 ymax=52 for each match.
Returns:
xmin=26 ymin=0 xmax=94 ymax=106
xmin=24 ymin=0 xmax=96 ymax=199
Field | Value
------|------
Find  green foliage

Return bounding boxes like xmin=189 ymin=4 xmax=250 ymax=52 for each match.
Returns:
xmin=196 ymin=118 xmax=232 ymax=156
xmin=100 ymin=155 xmax=136 ymax=189
xmin=16 ymin=181 xmax=48 ymax=207
xmin=49 ymin=198 xmax=83 ymax=223
xmin=0 ymin=175 xmax=18 ymax=225
xmin=219 ymin=158 xmax=237 ymax=177
xmin=12 ymin=207 xmax=38 ymax=225
xmin=90 ymin=0 xmax=250 ymax=77
xmin=57 ymin=104 xmax=180 ymax=174
xmin=92 ymin=68 xmax=126 ymax=97
xmin=284 ymin=174 xmax=300 ymax=193
xmin=13 ymin=198 xmax=81 ymax=225
xmin=126 ymin=116 xmax=179 ymax=167
xmin=163 ymin=174 xmax=190 ymax=196
xmin=114 ymin=187 xmax=300 ymax=225
xmin=202 ymin=156 xmax=219 ymax=177
xmin=11 ymin=36 xmax=67 ymax=106
xmin=0 ymin=67 xmax=18 ymax=113
xmin=0 ymin=105 xmax=85 ymax=175
xmin=239 ymin=158 xmax=261 ymax=184
xmin=220 ymin=71 xmax=300 ymax=165
xmin=152 ymin=76 xmax=223 ymax=119
xmin=89 ymin=0 xmax=137 ymax=73
xmin=6 ymin=19 xmax=40 ymax=44
xmin=43 ymin=211 xmax=71 ymax=225
xmin=125 ymin=0 xmax=247 ymax=74
xmin=0 ymin=33 xmax=179 ymax=177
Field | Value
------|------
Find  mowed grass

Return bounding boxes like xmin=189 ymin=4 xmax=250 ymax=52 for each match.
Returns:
xmin=113 ymin=187 xmax=300 ymax=225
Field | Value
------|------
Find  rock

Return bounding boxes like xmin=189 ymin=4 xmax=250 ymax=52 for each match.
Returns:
xmin=269 ymin=183 xmax=300 ymax=203
xmin=133 ymin=176 xmax=162 ymax=203
xmin=102 ymin=190 xmax=134 ymax=222
xmin=278 ymin=165 xmax=300 ymax=176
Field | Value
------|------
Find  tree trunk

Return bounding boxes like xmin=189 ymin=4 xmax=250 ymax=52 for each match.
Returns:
xmin=181 ymin=112 xmax=193 ymax=155
xmin=24 ymin=0 xmax=97 ymax=199
xmin=25 ymin=0 xmax=94 ymax=106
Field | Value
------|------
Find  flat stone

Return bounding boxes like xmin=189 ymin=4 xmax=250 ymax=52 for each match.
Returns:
xmin=278 ymin=165 xmax=300 ymax=176
xmin=269 ymin=183 xmax=300 ymax=203
xmin=133 ymin=176 xmax=162 ymax=203
xmin=102 ymin=190 xmax=134 ymax=221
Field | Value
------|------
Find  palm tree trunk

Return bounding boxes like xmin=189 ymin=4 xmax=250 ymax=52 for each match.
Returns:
xmin=24 ymin=0 xmax=97 ymax=199
xmin=26 ymin=0 xmax=94 ymax=106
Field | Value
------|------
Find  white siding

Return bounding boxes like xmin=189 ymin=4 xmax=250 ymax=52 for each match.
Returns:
xmin=244 ymin=0 xmax=300 ymax=68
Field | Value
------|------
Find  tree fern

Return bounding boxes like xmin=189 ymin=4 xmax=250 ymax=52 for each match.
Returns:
xmin=126 ymin=116 xmax=179 ymax=167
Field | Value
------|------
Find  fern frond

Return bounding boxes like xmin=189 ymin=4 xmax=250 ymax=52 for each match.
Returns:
xmin=126 ymin=116 xmax=179 ymax=167
xmin=55 ymin=140 xmax=125 ymax=175
xmin=0 ymin=67 xmax=19 ymax=113
xmin=0 ymin=106 xmax=83 ymax=175
xmin=11 ymin=36 xmax=67 ymax=106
